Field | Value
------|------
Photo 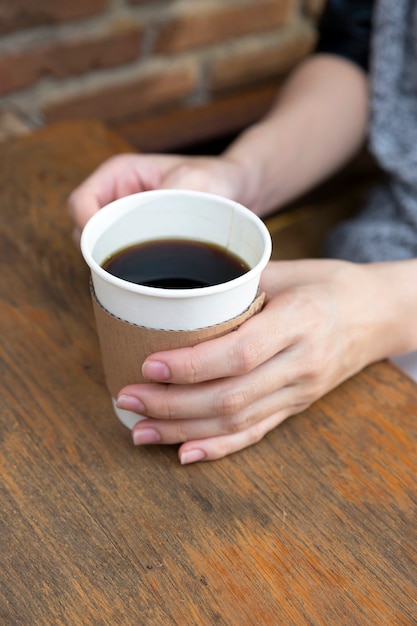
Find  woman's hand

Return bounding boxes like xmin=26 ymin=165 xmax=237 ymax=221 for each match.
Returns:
xmin=116 ymin=259 xmax=393 ymax=464
xmin=68 ymin=54 xmax=369 ymax=241
xmin=67 ymin=152 xmax=254 ymax=243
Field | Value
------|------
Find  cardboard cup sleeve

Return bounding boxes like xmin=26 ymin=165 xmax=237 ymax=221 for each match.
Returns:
xmin=91 ymin=287 xmax=266 ymax=398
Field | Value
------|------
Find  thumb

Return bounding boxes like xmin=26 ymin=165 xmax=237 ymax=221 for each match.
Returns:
xmin=159 ymin=161 xmax=223 ymax=195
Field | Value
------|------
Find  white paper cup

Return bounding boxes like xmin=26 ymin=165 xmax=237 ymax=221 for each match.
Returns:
xmin=81 ymin=189 xmax=272 ymax=428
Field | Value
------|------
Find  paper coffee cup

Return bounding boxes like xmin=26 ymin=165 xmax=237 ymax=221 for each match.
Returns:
xmin=81 ymin=189 xmax=272 ymax=428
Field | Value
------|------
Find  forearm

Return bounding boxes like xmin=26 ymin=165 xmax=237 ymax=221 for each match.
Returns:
xmin=224 ymin=54 xmax=369 ymax=216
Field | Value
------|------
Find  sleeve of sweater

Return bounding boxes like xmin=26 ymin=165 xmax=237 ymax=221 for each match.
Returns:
xmin=315 ymin=0 xmax=374 ymax=71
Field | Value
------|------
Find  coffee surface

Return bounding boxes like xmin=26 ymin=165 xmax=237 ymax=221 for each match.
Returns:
xmin=102 ymin=238 xmax=249 ymax=289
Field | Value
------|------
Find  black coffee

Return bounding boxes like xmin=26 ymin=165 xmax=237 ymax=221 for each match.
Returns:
xmin=102 ymin=238 xmax=249 ymax=289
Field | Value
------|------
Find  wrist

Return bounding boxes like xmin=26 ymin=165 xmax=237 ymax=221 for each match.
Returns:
xmin=222 ymin=123 xmax=269 ymax=216
xmin=346 ymin=260 xmax=417 ymax=366
xmin=368 ymin=261 xmax=417 ymax=357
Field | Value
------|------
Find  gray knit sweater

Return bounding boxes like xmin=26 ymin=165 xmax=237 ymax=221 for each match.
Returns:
xmin=324 ymin=0 xmax=417 ymax=262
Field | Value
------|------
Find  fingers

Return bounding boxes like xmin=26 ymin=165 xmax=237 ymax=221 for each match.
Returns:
xmin=117 ymin=258 xmax=364 ymax=464
xmin=129 ymin=383 xmax=295 ymax=443
xmin=177 ymin=404 xmax=304 ymax=463
xmin=66 ymin=152 xmax=246 ymax=243
xmin=117 ymin=324 xmax=305 ymax=420
xmin=121 ymin=346 xmax=315 ymax=463
xmin=119 ymin=340 xmax=300 ymax=421
xmin=67 ymin=152 xmax=166 ymax=238
xmin=130 ymin=387 xmax=309 ymax=463
xmin=140 ymin=297 xmax=297 ymax=386
xmin=116 ymin=298 xmax=310 ymax=464
xmin=67 ymin=154 xmax=143 ymax=232
xmin=67 ymin=186 xmax=99 ymax=244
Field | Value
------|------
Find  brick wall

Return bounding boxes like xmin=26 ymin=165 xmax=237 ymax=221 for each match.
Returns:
xmin=0 ymin=0 xmax=324 ymax=151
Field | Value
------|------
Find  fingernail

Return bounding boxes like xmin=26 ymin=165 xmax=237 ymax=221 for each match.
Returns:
xmin=116 ymin=394 xmax=146 ymax=413
xmin=142 ymin=360 xmax=171 ymax=381
xmin=180 ymin=449 xmax=206 ymax=465
xmin=132 ymin=428 xmax=161 ymax=445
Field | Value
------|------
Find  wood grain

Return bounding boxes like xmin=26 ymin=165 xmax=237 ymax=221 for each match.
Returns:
xmin=0 ymin=121 xmax=416 ymax=625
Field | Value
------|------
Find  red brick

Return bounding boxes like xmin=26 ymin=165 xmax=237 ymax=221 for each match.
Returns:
xmin=44 ymin=62 xmax=198 ymax=125
xmin=114 ymin=81 xmax=281 ymax=152
xmin=0 ymin=52 xmax=39 ymax=95
xmin=45 ymin=26 xmax=143 ymax=79
xmin=0 ymin=26 xmax=142 ymax=96
xmin=208 ymin=20 xmax=316 ymax=93
xmin=0 ymin=0 xmax=107 ymax=35
xmin=128 ymin=0 xmax=174 ymax=4
xmin=154 ymin=0 xmax=294 ymax=53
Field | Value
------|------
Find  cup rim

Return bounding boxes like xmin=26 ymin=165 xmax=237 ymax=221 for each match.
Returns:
xmin=80 ymin=189 xmax=272 ymax=300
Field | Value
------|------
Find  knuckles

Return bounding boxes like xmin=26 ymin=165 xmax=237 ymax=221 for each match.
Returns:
xmin=231 ymin=335 xmax=267 ymax=375
xmin=214 ymin=384 xmax=258 ymax=433
xmin=216 ymin=387 xmax=249 ymax=419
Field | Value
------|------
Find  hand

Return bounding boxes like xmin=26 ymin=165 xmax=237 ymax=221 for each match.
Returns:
xmin=67 ymin=152 xmax=253 ymax=243
xmin=116 ymin=259 xmax=387 ymax=464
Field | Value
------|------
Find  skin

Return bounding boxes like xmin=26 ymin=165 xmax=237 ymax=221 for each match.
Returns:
xmin=68 ymin=54 xmax=417 ymax=463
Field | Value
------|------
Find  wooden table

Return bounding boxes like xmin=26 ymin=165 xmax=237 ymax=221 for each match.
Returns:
xmin=0 ymin=121 xmax=416 ymax=625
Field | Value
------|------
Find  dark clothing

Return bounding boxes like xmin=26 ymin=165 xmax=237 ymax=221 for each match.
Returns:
xmin=316 ymin=0 xmax=374 ymax=71
xmin=321 ymin=0 xmax=417 ymax=263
